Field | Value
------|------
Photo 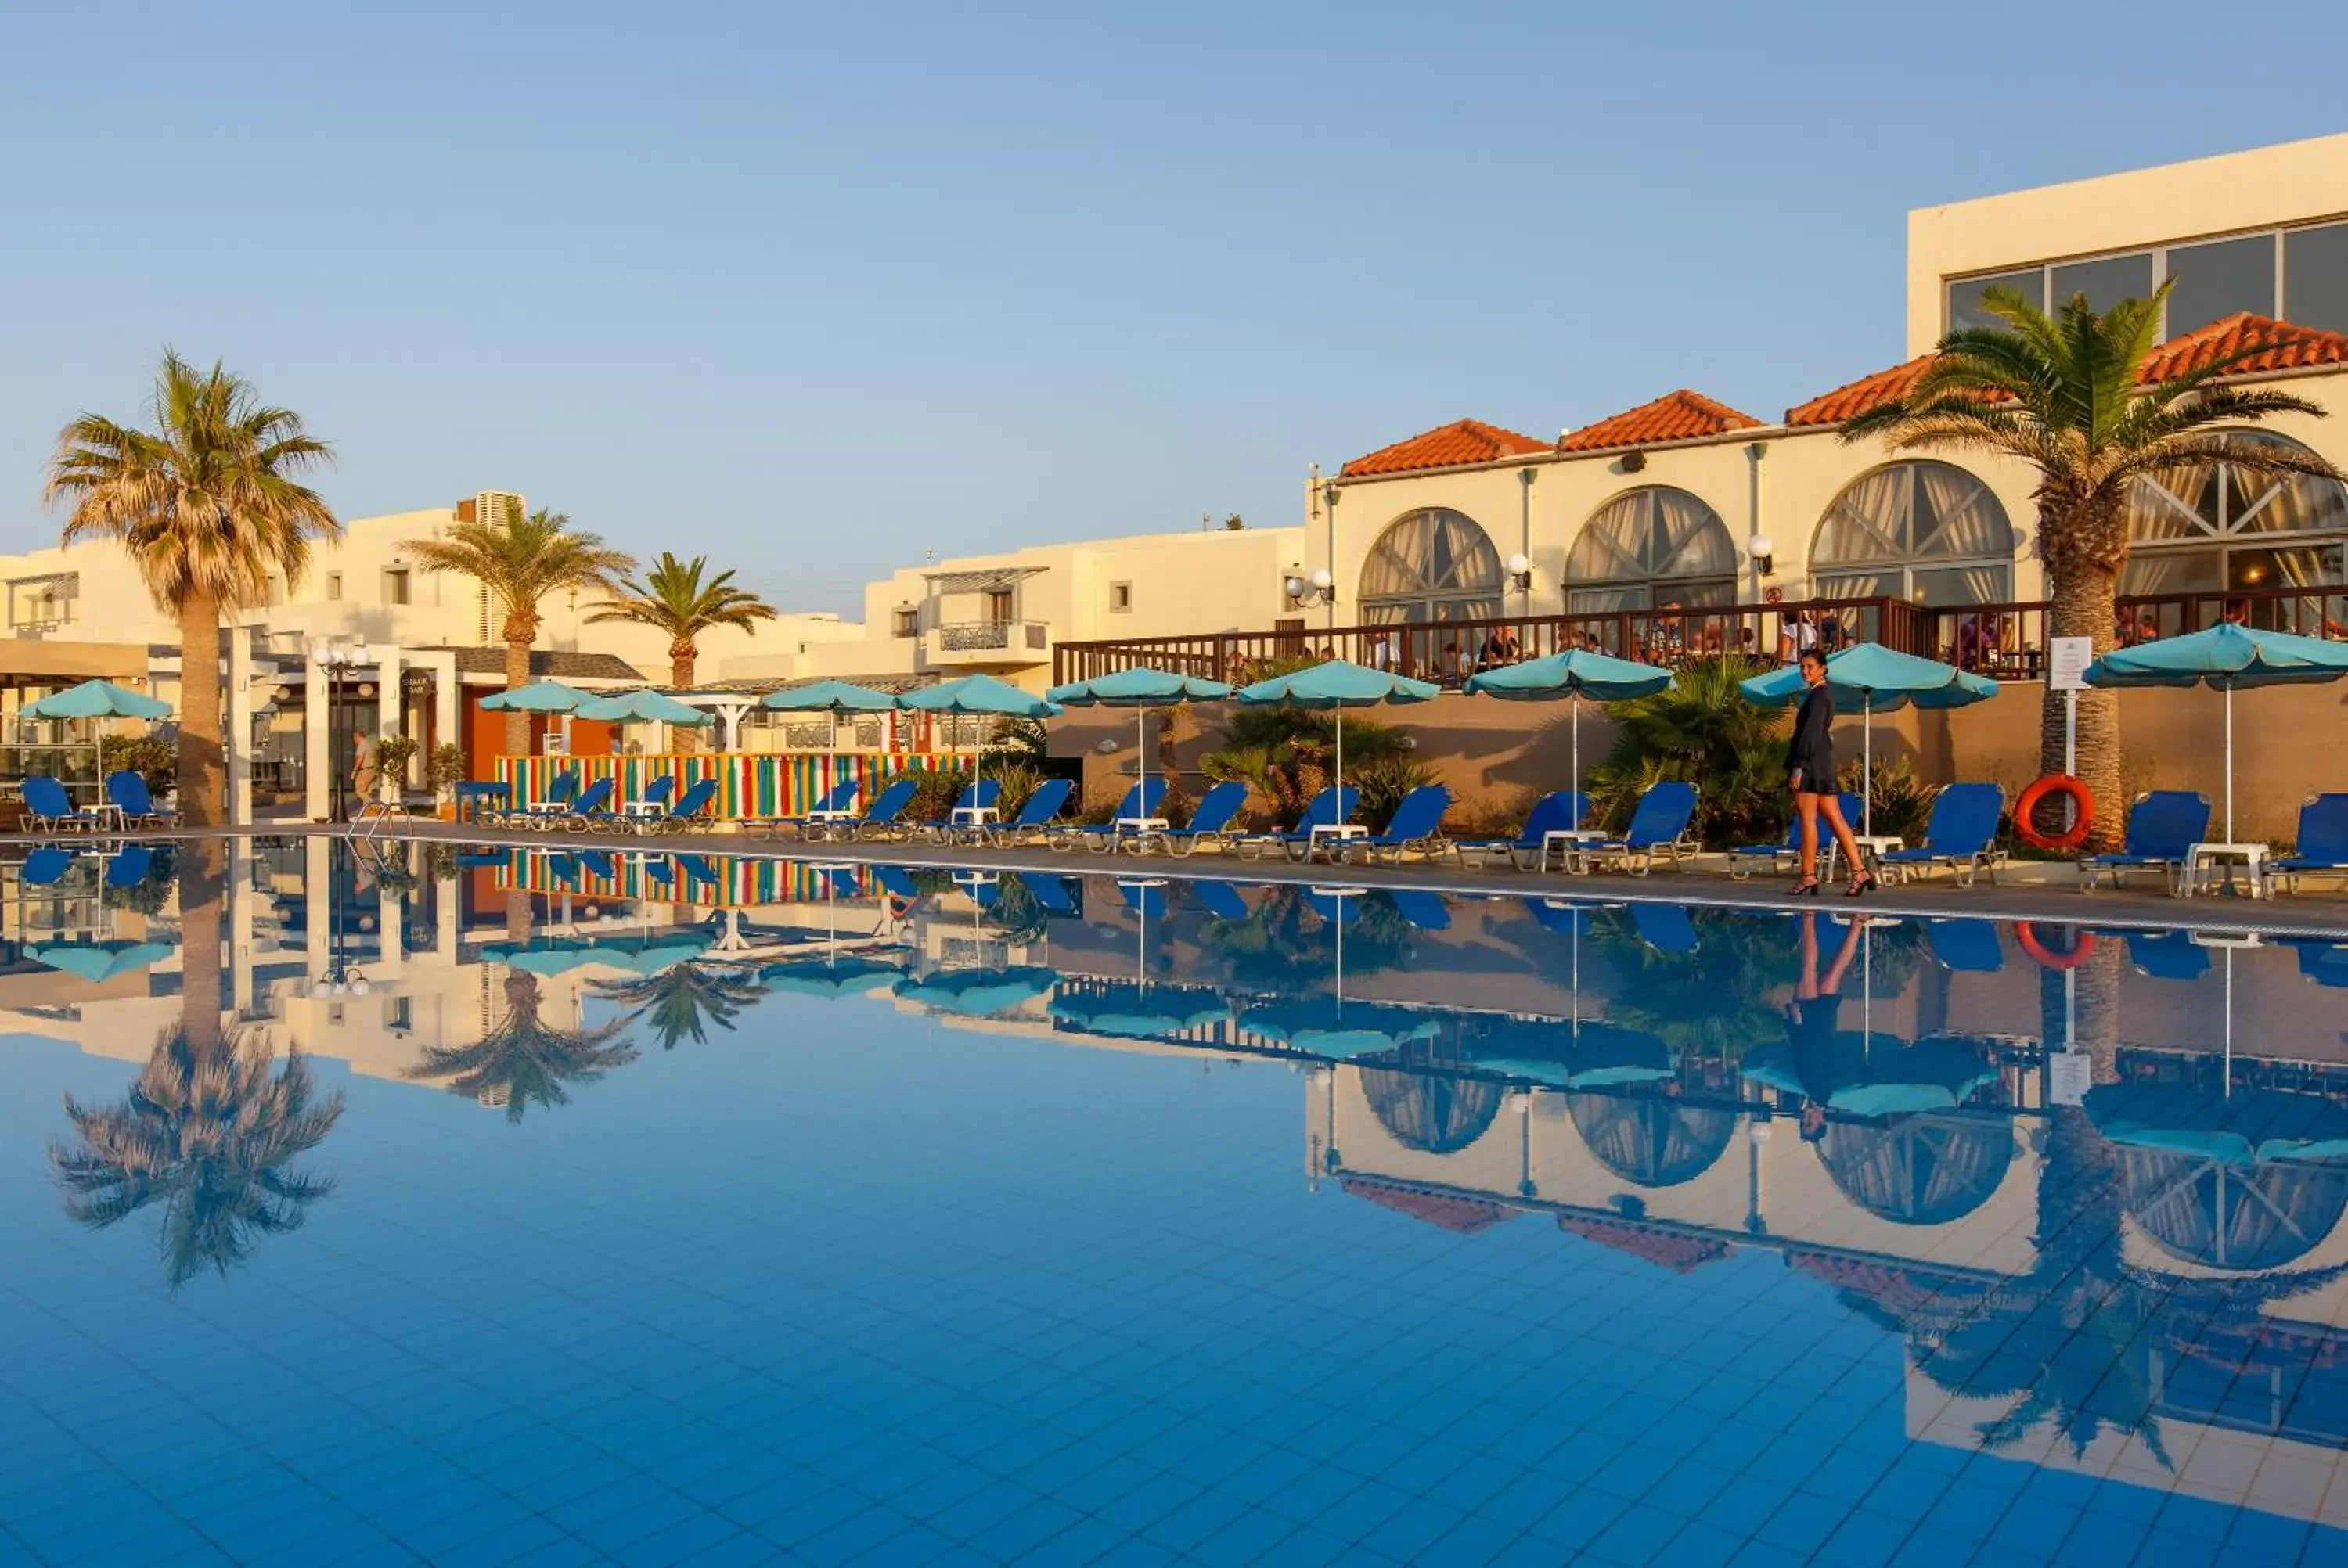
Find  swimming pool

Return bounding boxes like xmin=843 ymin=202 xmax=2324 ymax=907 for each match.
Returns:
xmin=2 ymin=836 xmax=2343 ymax=1563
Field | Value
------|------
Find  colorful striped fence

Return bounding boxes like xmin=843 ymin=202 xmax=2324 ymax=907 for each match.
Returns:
xmin=492 ymin=848 xmax=879 ymax=908
xmin=492 ymin=751 xmax=961 ymax=823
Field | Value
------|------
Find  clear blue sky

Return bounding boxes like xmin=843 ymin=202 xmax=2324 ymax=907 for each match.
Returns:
xmin=5 ymin=1 xmax=2343 ymax=613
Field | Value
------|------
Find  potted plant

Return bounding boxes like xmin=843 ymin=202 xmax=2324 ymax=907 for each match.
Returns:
xmin=426 ymin=742 xmax=466 ymax=820
xmin=374 ymin=734 xmax=421 ymax=809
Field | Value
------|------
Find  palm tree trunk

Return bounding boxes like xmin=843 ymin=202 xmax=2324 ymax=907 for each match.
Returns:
xmin=671 ymin=644 xmax=698 ymax=753
xmin=177 ymin=592 xmax=225 ymax=828
xmin=2039 ymin=509 xmax=2123 ymax=854
xmin=503 ymin=638 xmax=531 ymax=769
xmin=178 ymin=838 xmax=226 ymax=1056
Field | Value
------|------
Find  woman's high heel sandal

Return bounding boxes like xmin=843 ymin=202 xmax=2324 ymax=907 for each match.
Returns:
xmin=1844 ymin=872 xmax=1878 ymax=898
xmin=1788 ymin=878 xmax=1822 ymax=897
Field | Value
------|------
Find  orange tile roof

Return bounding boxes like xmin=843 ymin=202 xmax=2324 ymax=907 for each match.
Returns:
xmin=1339 ymin=417 xmax=1550 ymax=479
xmin=2138 ymin=311 xmax=2348 ymax=380
xmin=1558 ymin=389 xmax=1760 ymax=452
xmin=1783 ymin=357 xmax=1940 ymax=428
xmin=1788 ymin=313 xmax=2348 ymax=428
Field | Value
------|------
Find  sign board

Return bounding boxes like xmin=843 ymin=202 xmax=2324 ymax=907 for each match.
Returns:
xmin=2047 ymin=636 xmax=2095 ymax=692
xmin=2049 ymin=1051 xmax=2091 ymax=1107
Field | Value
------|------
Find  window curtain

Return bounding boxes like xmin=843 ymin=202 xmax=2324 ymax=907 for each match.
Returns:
xmin=2119 ymin=549 xmax=2220 ymax=595
xmin=1914 ymin=463 xmax=2013 ymax=559
xmin=1813 ymin=469 xmax=1910 ymax=568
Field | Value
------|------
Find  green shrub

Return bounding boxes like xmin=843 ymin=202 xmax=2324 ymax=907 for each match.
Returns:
xmin=1349 ymin=754 xmax=1435 ymax=832
xmin=895 ymin=762 xmax=973 ymax=822
xmin=1200 ymin=708 xmax=1406 ymax=829
xmin=427 ymin=743 xmax=467 ymax=798
xmin=1587 ymin=658 xmax=1787 ymax=848
xmin=1835 ymin=753 xmax=1933 ymax=842
xmin=98 ymin=734 xmax=175 ymax=796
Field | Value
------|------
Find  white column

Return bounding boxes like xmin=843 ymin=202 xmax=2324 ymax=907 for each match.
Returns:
xmin=429 ymin=653 xmax=459 ymax=784
xmin=304 ymin=653 xmax=330 ymax=822
xmin=378 ymin=884 xmax=405 ymax=978
xmin=230 ymin=838 xmax=255 ymax=1016
xmin=304 ymin=837 xmax=332 ymax=982
xmin=227 ymin=631 xmax=255 ymax=827
xmin=376 ymin=646 xmax=404 ymax=801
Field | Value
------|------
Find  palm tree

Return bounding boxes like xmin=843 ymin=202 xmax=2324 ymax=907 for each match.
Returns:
xmin=587 ymin=552 xmax=777 ymax=692
xmin=408 ymin=969 xmax=637 ymax=1122
xmin=590 ymin=959 xmax=766 ymax=1050
xmin=406 ymin=504 xmax=634 ymax=761
xmin=1840 ymin=285 xmax=2341 ymax=849
xmin=45 ymin=352 xmax=337 ymax=827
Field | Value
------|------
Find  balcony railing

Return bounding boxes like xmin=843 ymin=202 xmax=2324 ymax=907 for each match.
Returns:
xmin=1052 ymin=584 xmax=2348 ymax=687
xmin=929 ymin=619 xmax=1050 ymax=664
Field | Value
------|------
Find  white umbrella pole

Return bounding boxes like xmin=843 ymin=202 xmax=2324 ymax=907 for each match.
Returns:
xmin=1571 ymin=693 xmax=1581 ymax=797
xmin=1334 ymin=711 xmax=1344 ymax=804
xmin=1138 ymin=707 xmax=1147 ymax=806
xmin=1863 ymin=692 xmax=1874 ymax=838
xmin=2224 ymin=684 xmax=2235 ymax=844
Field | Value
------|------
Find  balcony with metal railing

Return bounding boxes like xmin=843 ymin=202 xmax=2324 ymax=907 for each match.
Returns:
xmin=925 ymin=619 xmax=1052 ymax=667
xmin=1050 ymin=584 xmax=2348 ymax=688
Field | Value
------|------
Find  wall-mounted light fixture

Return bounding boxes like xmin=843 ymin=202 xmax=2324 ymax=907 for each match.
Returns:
xmin=1745 ymin=534 xmax=1776 ymax=578
xmin=1283 ymin=565 xmax=1338 ymax=610
xmin=1505 ymin=552 xmax=1532 ymax=594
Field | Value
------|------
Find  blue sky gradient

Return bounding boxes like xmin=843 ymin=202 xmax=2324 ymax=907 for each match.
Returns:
xmin=5 ymin=1 xmax=2344 ymax=610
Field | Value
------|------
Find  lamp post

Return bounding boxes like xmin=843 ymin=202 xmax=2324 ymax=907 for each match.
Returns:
xmin=308 ymin=638 xmax=369 ymax=824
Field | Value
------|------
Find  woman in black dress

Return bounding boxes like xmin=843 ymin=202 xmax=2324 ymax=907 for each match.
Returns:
xmin=1788 ymin=648 xmax=1872 ymax=896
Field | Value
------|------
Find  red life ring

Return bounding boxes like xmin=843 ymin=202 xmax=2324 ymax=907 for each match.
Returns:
xmin=2015 ymin=922 xmax=2095 ymax=970
xmin=2014 ymin=773 xmax=2094 ymax=852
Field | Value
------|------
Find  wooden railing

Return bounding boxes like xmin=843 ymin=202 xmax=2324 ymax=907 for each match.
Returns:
xmin=1053 ymin=597 xmax=1914 ymax=686
xmin=1054 ymin=584 xmax=2348 ymax=687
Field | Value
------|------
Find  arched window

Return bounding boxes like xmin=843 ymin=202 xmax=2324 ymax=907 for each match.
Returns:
xmin=1565 ymin=487 xmax=1738 ymax=613
xmin=1357 ymin=509 xmax=1504 ymax=624
xmin=1812 ymin=462 xmax=2015 ymax=606
xmin=2120 ymin=430 xmax=2348 ymax=596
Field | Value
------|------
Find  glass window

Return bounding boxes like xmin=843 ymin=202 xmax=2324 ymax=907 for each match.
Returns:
xmin=891 ymin=608 xmax=917 ymax=638
xmin=1108 ymin=582 xmax=1132 ymax=613
xmin=381 ymin=569 xmax=410 ymax=606
xmin=2164 ymin=234 xmax=2275 ymax=336
xmin=1811 ymin=462 xmax=2015 ymax=605
xmin=2051 ymin=251 xmax=2154 ymax=315
xmin=1358 ymin=508 xmax=1504 ymax=622
xmin=325 ymin=571 xmax=343 ymax=602
xmin=2123 ymin=430 xmax=2348 ymax=599
xmin=1565 ymin=487 xmax=1738 ymax=614
xmin=1946 ymin=269 xmax=2043 ymax=332
xmin=2285 ymin=221 xmax=2348 ymax=333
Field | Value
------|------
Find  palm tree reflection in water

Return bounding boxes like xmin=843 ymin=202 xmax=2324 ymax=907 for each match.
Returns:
xmin=409 ymin=969 xmax=637 ymax=1123
xmin=49 ymin=841 xmax=345 ymax=1289
xmin=591 ymin=960 xmax=766 ymax=1051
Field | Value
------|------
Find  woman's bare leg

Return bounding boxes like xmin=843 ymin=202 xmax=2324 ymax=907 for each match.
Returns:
xmin=1817 ymin=794 xmax=1867 ymax=884
xmin=1795 ymin=791 xmax=1821 ymax=882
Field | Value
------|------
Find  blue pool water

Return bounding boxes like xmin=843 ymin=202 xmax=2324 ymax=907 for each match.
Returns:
xmin=2 ymin=837 xmax=2346 ymax=1564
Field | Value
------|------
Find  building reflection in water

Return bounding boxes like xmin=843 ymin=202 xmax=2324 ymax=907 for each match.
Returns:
xmin=5 ymin=840 xmax=2348 ymax=1516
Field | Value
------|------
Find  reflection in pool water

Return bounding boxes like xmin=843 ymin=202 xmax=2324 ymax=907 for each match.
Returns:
xmin=2 ymin=836 xmax=2346 ymax=1562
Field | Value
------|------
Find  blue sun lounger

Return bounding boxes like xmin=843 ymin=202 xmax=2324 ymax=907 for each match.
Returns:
xmin=2077 ymin=790 xmax=2209 ymax=894
xmin=1878 ymin=784 xmax=2005 ymax=887
xmin=1385 ymin=889 xmax=1452 ymax=931
xmin=1342 ymin=786 xmax=1455 ymax=865
xmin=1925 ymin=917 xmax=2004 ymax=973
xmin=1730 ymin=793 xmax=1864 ymax=881
xmin=848 ymin=778 xmax=922 ymax=840
xmin=1161 ymin=781 xmax=1251 ymax=858
xmin=2267 ymin=794 xmax=2348 ymax=896
xmin=982 ymin=779 xmax=1075 ymax=846
xmin=1581 ymin=782 xmax=1698 ymax=876
xmin=20 ymin=776 xmax=102 ymax=834
xmin=1455 ymin=791 xmax=1593 ymax=872
xmin=104 ymin=771 xmax=175 ymax=829
xmin=1237 ymin=786 xmax=1359 ymax=862
xmin=1052 ymin=779 xmax=1170 ymax=854
xmin=757 ymin=778 xmax=859 ymax=840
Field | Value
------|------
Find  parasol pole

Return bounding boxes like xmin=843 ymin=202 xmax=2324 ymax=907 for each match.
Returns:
xmin=1862 ymin=689 xmax=1874 ymax=838
xmin=2224 ymin=682 xmax=2235 ymax=844
xmin=1571 ymin=689 xmax=1581 ymax=798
